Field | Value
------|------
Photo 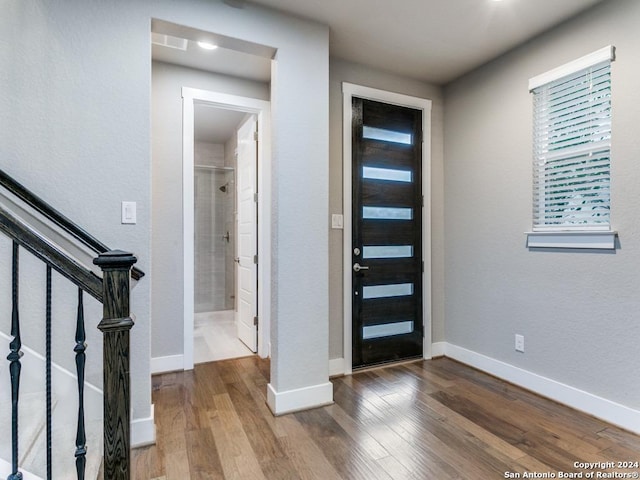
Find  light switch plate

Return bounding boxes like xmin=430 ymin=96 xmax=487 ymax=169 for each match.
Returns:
xmin=121 ymin=201 xmax=137 ymax=224
xmin=331 ymin=214 xmax=344 ymax=229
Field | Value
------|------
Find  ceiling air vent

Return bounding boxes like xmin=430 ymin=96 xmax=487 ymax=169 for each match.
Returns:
xmin=151 ymin=33 xmax=188 ymax=51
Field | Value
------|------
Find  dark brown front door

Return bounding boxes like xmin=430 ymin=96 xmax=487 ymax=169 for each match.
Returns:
xmin=352 ymin=97 xmax=423 ymax=369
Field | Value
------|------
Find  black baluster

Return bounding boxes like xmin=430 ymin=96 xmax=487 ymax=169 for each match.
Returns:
xmin=74 ymin=288 xmax=87 ymax=480
xmin=45 ymin=265 xmax=52 ymax=480
xmin=7 ymin=241 xmax=23 ymax=480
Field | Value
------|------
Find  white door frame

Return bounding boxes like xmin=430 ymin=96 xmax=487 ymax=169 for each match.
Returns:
xmin=342 ymin=82 xmax=432 ymax=375
xmin=182 ymin=86 xmax=271 ymax=370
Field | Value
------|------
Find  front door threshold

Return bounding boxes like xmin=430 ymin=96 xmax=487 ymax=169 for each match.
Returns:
xmin=351 ymin=355 xmax=424 ymax=373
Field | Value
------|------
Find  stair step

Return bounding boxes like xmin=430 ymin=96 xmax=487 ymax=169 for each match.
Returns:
xmin=1 ymin=332 xmax=56 ymax=472
xmin=0 ymin=390 xmax=49 ymax=470
xmin=21 ymin=416 xmax=103 ymax=480
xmin=0 ymin=458 xmax=40 ymax=480
xmin=1 ymin=333 xmax=103 ymax=479
xmin=19 ymin=381 xmax=103 ymax=480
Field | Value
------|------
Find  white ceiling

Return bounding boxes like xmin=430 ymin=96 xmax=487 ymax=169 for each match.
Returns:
xmin=152 ymin=41 xmax=271 ymax=83
xmin=194 ymin=104 xmax=247 ymax=144
xmin=247 ymin=0 xmax=605 ymax=84
xmin=153 ymin=0 xmax=605 ymax=143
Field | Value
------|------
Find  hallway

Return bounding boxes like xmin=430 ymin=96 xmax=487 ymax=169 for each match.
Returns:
xmin=133 ymin=357 xmax=640 ymax=479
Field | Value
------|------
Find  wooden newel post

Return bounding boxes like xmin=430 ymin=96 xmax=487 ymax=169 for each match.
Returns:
xmin=93 ymin=250 xmax=137 ymax=480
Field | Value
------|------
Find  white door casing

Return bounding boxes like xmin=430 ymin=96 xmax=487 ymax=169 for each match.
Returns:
xmin=236 ymin=115 xmax=258 ymax=352
xmin=342 ymin=82 xmax=433 ymax=376
xmin=182 ymin=87 xmax=271 ymax=370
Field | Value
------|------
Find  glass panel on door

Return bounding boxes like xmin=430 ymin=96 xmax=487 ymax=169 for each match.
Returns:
xmin=362 ymin=126 xmax=413 ymax=145
xmin=363 ymin=321 xmax=414 ymax=340
xmin=362 ymin=245 xmax=413 ymax=259
xmin=362 ymin=166 xmax=413 ymax=183
xmin=362 ymin=206 xmax=413 ymax=220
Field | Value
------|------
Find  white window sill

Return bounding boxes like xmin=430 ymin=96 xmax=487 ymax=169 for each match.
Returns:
xmin=526 ymin=231 xmax=617 ymax=250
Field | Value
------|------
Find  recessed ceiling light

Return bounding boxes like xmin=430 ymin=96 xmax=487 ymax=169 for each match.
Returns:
xmin=197 ymin=41 xmax=218 ymax=51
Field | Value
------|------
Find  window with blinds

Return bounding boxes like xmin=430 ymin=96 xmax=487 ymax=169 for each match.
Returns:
xmin=529 ymin=46 xmax=614 ymax=231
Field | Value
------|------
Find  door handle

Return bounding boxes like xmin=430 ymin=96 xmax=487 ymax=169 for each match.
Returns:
xmin=353 ymin=263 xmax=369 ymax=272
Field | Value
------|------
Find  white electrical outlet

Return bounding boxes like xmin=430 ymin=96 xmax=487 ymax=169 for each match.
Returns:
xmin=515 ymin=334 xmax=525 ymax=353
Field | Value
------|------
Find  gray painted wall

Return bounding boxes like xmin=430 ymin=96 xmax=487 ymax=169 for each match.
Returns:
xmin=3 ymin=0 xmax=330 ymax=425
xmin=444 ymin=0 xmax=640 ymax=408
xmin=328 ymin=59 xmax=445 ymax=361
xmin=9 ymin=0 xmax=632 ymax=433
xmin=148 ymin=4 xmax=329 ymax=398
xmin=153 ymin=51 xmax=446 ymax=373
xmin=1 ymin=0 xmax=154 ymax=422
xmin=151 ymin=61 xmax=268 ymax=358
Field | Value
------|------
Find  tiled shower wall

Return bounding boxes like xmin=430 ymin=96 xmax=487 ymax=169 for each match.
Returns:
xmin=194 ymin=142 xmax=235 ymax=312
xmin=224 ymin=132 xmax=238 ymax=312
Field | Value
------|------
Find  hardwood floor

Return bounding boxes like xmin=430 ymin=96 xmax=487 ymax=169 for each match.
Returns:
xmin=133 ymin=357 xmax=640 ymax=479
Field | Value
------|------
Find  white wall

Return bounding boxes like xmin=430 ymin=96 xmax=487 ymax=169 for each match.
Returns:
xmin=328 ymin=59 xmax=445 ymax=362
xmin=2 ymin=0 xmax=330 ymax=429
xmin=444 ymin=0 xmax=640 ymax=411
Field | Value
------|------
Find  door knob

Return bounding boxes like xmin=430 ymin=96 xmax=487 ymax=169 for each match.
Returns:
xmin=353 ymin=263 xmax=369 ymax=272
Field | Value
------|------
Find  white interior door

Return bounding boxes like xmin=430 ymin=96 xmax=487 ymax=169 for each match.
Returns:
xmin=236 ymin=115 xmax=258 ymax=352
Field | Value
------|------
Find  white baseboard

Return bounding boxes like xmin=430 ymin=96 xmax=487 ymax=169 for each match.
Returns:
xmin=441 ymin=342 xmax=640 ymax=435
xmin=431 ymin=341 xmax=446 ymax=357
xmin=329 ymin=357 xmax=345 ymax=377
xmin=131 ymin=404 xmax=156 ymax=448
xmin=151 ymin=354 xmax=184 ymax=374
xmin=267 ymin=381 xmax=334 ymax=415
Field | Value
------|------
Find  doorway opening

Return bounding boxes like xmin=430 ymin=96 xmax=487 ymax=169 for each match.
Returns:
xmin=183 ymin=88 xmax=271 ymax=370
xmin=193 ymin=106 xmax=257 ymax=364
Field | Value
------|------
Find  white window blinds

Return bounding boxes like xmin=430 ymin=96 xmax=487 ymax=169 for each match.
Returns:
xmin=530 ymin=46 xmax=614 ymax=231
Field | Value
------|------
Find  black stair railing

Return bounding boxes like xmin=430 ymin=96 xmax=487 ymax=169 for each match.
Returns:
xmin=1 ymin=175 xmax=141 ymax=479
xmin=8 ymin=241 xmax=22 ymax=480
xmin=74 ymin=287 xmax=87 ymax=479
xmin=0 ymin=169 xmax=144 ymax=282
xmin=94 ymin=251 xmax=137 ymax=480
xmin=46 ymin=265 xmax=53 ymax=480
